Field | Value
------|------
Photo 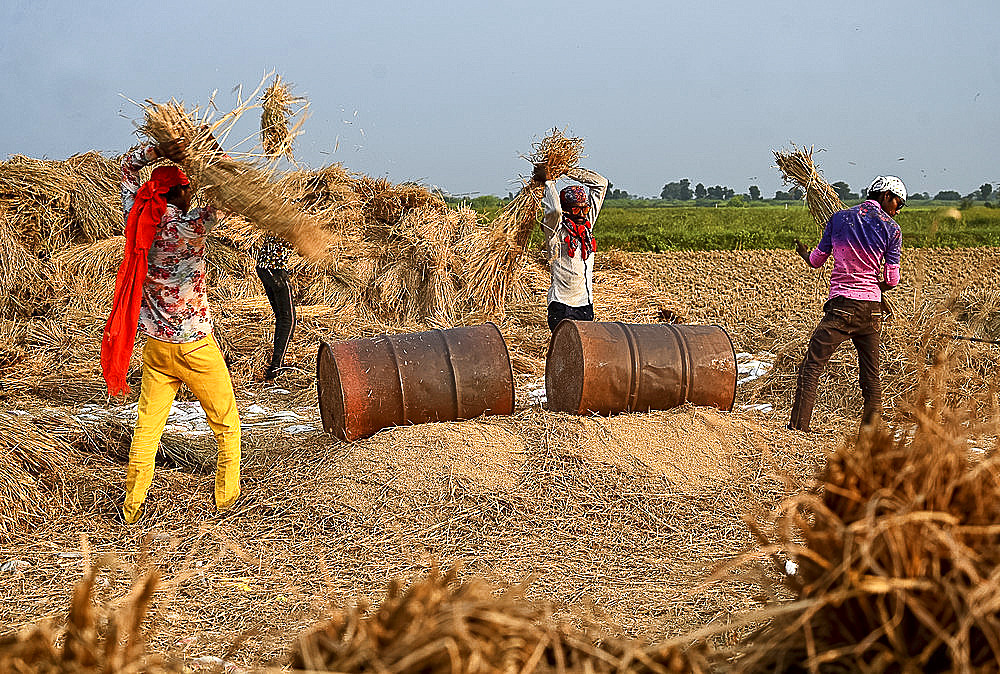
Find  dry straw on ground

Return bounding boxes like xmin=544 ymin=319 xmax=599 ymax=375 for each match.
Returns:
xmin=0 ymin=558 xmax=173 ymax=674
xmin=721 ymin=358 xmax=1000 ymax=672
xmin=291 ymin=567 xmax=706 ymax=673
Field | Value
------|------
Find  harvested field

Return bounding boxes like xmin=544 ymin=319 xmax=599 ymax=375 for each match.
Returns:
xmin=4 ymin=244 xmax=999 ymax=670
xmin=3 ymin=138 xmax=1000 ymax=670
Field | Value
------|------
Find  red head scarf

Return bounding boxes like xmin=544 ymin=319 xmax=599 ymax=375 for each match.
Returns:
xmin=559 ymin=185 xmax=588 ymax=209
xmin=100 ymin=165 xmax=189 ymax=395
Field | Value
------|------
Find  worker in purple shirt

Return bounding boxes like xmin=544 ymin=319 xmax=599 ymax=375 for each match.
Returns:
xmin=788 ymin=175 xmax=905 ymax=432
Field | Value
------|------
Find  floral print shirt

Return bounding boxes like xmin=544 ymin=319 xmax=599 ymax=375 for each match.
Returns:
xmin=255 ymin=233 xmax=294 ymax=270
xmin=122 ymin=145 xmax=217 ymax=343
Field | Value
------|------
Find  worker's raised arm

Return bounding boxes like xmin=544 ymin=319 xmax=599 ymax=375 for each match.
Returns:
xmin=121 ymin=144 xmax=158 ymax=224
xmin=797 ymin=219 xmax=833 ymax=269
xmin=535 ymin=163 xmax=562 ymax=236
xmin=565 ymin=167 xmax=609 ymax=219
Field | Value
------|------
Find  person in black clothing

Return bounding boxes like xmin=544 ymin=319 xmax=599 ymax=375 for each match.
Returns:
xmin=256 ymin=233 xmax=297 ymax=381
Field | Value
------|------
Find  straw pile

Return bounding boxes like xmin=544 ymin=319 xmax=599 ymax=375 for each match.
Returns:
xmin=0 ymin=216 xmax=54 ymax=319
xmin=729 ymin=362 xmax=1000 ymax=672
xmin=0 ymin=559 xmax=174 ymax=674
xmin=139 ymin=99 xmax=331 ymax=261
xmin=207 ymin=126 xmax=578 ymax=325
xmin=0 ymin=150 xmax=123 ymax=319
xmin=0 ymin=151 xmax=121 ymax=255
xmin=291 ymin=567 xmax=706 ymax=673
xmin=773 ymin=145 xmax=845 ymax=230
xmin=2 ymin=79 xmax=580 ymax=326
xmin=260 ymin=74 xmax=307 ymax=161
xmin=0 ymin=410 xmax=78 ymax=541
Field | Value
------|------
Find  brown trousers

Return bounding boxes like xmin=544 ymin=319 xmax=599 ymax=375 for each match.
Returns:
xmin=789 ymin=296 xmax=883 ymax=432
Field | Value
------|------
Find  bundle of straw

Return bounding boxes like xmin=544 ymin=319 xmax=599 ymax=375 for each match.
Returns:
xmin=734 ymin=361 xmax=1000 ymax=671
xmin=773 ymin=145 xmax=845 ymax=230
xmin=260 ymin=74 xmax=308 ymax=160
xmin=459 ymin=128 xmax=584 ymax=318
xmin=138 ymin=98 xmax=331 ymax=261
xmin=0 ymin=215 xmax=55 ymax=319
xmin=290 ymin=567 xmax=704 ymax=673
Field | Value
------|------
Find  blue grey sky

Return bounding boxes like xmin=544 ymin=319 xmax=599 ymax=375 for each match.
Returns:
xmin=2 ymin=0 xmax=997 ymax=198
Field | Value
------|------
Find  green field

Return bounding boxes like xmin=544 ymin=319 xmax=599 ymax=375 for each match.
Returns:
xmin=474 ymin=203 xmax=1000 ymax=252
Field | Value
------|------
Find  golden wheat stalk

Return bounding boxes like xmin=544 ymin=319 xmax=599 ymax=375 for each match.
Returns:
xmin=774 ymin=145 xmax=846 ymax=230
xmin=260 ymin=74 xmax=308 ymax=160
xmin=137 ymin=86 xmax=331 ymax=262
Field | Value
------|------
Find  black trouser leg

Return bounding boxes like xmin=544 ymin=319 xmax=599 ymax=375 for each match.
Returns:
xmin=256 ymin=267 xmax=296 ymax=376
xmin=789 ymin=320 xmax=850 ymax=431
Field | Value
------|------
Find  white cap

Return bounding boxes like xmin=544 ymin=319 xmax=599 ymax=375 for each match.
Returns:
xmin=867 ymin=175 xmax=907 ymax=204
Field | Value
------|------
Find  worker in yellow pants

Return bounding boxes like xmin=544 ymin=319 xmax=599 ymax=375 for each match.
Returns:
xmin=122 ymin=334 xmax=241 ymax=524
xmin=104 ymin=137 xmax=242 ymax=525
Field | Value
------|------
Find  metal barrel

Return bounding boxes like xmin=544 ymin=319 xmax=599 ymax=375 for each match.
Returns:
xmin=545 ymin=321 xmax=737 ymax=415
xmin=317 ymin=323 xmax=515 ymax=441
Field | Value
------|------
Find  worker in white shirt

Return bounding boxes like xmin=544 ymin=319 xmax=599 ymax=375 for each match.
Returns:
xmin=533 ymin=162 xmax=609 ymax=332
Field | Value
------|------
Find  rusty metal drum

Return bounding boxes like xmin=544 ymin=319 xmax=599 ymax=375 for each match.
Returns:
xmin=545 ymin=321 xmax=736 ymax=415
xmin=317 ymin=323 xmax=515 ymax=441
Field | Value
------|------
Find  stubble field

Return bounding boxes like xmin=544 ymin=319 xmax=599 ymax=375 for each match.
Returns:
xmin=4 ymin=236 xmax=1000 ymax=669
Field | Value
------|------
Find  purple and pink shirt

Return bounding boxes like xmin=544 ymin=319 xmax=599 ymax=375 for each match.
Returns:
xmin=808 ymin=200 xmax=901 ymax=301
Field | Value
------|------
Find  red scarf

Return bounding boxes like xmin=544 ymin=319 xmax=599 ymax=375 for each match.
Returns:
xmin=562 ymin=215 xmax=596 ymax=260
xmin=101 ymin=165 xmax=188 ymax=395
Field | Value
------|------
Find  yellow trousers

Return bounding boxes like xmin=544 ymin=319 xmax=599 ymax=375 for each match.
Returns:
xmin=123 ymin=333 xmax=241 ymax=523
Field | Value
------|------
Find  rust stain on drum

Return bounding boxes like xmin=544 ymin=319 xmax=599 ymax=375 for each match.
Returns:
xmin=545 ymin=321 xmax=736 ymax=415
xmin=318 ymin=323 xmax=514 ymax=441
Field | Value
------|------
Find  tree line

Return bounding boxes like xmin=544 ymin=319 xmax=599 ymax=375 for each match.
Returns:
xmin=642 ymin=179 xmax=997 ymax=203
xmin=444 ymin=181 xmax=996 ymax=209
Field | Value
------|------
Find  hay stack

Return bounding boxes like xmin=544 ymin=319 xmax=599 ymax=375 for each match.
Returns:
xmin=734 ymin=362 xmax=1000 ymax=671
xmin=773 ymin=145 xmax=845 ymax=230
xmin=0 ymin=151 xmax=121 ymax=254
xmin=1 ymin=108 xmax=578 ymax=325
xmin=291 ymin=567 xmax=704 ymax=673
xmin=0 ymin=215 xmax=55 ymax=319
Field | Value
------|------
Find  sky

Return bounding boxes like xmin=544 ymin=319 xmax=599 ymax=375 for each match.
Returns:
xmin=2 ymin=0 xmax=998 ymax=199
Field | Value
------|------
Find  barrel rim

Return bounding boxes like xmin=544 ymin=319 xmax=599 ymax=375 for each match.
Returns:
xmin=708 ymin=323 xmax=738 ymax=412
xmin=545 ymin=319 xmax=587 ymax=414
xmin=316 ymin=340 xmax=349 ymax=439
xmin=480 ymin=321 xmax=515 ymax=415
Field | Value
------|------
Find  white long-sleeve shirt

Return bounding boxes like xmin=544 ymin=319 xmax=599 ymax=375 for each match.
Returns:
xmin=540 ymin=167 xmax=609 ymax=307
